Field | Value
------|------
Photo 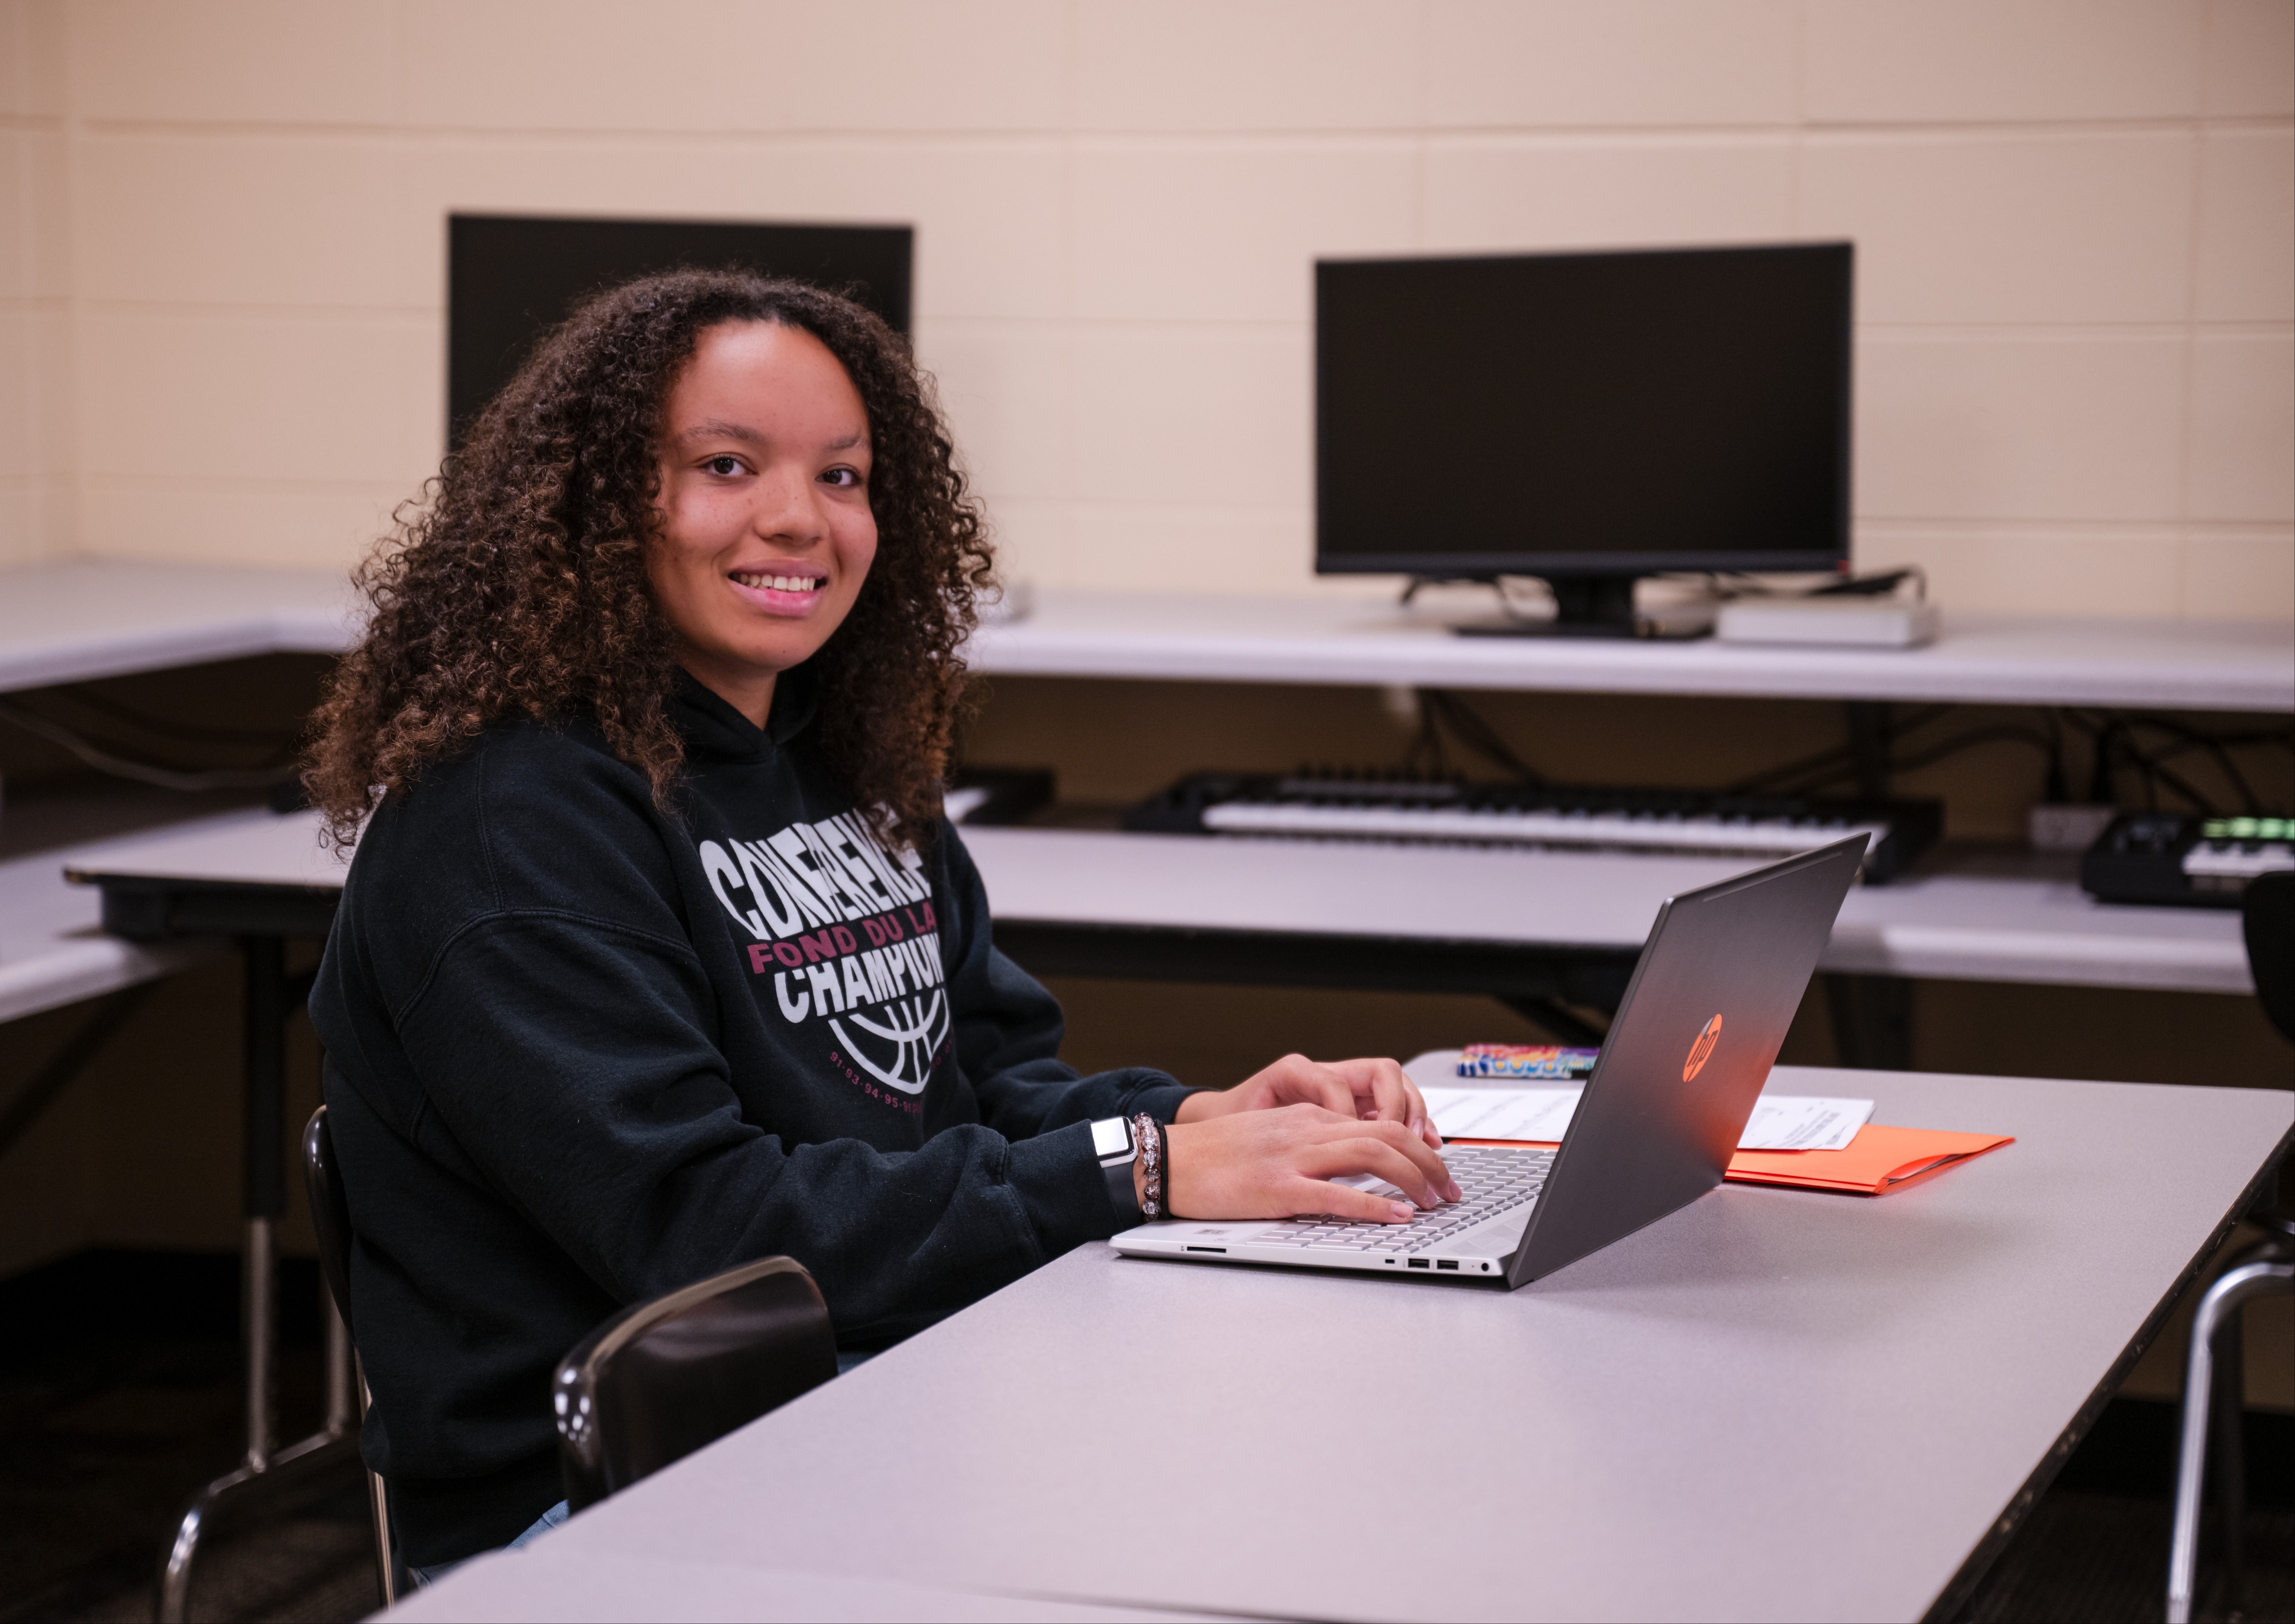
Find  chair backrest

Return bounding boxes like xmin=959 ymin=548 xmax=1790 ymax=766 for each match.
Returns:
xmin=552 ymin=1256 xmax=837 ymax=1510
xmin=302 ymin=1104 xmax=357 ymax=1340
xmin=2245 ymin=870 xmax=2295 ymax=1047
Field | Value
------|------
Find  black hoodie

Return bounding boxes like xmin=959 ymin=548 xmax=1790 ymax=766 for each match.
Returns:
xmin=308 ymin=673 xmax=1192 ymax=1566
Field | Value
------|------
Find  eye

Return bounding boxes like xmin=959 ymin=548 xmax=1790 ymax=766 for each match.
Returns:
xmin=704 ymin=455 xmax=745 ymax=477
xmin=821 ymin=466 xmax=866 ymax=489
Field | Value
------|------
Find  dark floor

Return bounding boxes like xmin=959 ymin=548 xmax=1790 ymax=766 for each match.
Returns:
xmin=0 ymin=1253 xmax=379 ymax=1624
xmin=0 ymin=1251 xmax=2287 ymax=1624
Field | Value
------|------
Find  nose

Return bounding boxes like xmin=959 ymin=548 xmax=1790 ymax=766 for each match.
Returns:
xmin=751 ymin=468 xmax=827 ymax=546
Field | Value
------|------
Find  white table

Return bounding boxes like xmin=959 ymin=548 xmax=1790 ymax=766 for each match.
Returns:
xmin=958 ymin=827 xmax=2252 ymax=997
xmin=0 ymin=825 xmax=225 ymax=1023
xmin=41 ymin=809 xmax=2254 ymax=1001
xmin=391 ymin=1061 xmax=2295 ymax=1624
xmin=4 ymin=559 xmax=2287 ymax=711
xmin=971 ymin=591 xmax=2295 ymax=712
xmin=0 ymin=558 xmax=354 ymax=693
xmin=388 ymin=1547 xmax=1222 ymax=1623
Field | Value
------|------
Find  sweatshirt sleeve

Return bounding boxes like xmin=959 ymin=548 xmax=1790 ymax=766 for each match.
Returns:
xmin=394 ymin=904 xmax=1116 ymax=1350
xmin=382 ymin=813 xmax=1204 ymax=1352
xmin=932 ymin=820 xmax=1203 ymax=1140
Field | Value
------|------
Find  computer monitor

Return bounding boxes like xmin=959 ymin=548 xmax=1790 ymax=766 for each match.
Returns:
xmin=1315 ymin=242 xmax=1852 ymax=635
xmin=447 ymin=215 xmax=913 ymax=446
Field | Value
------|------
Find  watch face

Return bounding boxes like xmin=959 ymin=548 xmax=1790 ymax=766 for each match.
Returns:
xmin=1090 ymin=1117 xmax=1133 ymax=1160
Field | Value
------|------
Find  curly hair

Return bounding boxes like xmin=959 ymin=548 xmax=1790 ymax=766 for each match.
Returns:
xmin=305 ymin=270 xmax=993 ymax=851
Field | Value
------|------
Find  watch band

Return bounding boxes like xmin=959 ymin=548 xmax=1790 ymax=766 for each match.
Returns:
xmin=1090 ymin=1115 xmax=1143 ymax=1222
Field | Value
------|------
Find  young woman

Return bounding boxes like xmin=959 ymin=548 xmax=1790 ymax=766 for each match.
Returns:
xmin=305 ymin=271 xmax=1458 ymax=1573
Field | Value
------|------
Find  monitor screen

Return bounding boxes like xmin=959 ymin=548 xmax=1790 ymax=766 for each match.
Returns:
xmin=447 ymin=215 xmax=913 ymax=446
xmin=1315 ymin=243 xmax=1851 ymax=579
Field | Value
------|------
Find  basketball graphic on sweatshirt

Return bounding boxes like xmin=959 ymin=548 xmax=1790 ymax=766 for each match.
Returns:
xmin=698 ymin=812 xmax=950 ymax=1098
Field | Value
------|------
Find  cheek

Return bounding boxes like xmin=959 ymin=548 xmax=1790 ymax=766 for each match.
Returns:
xmin=839 ymin=516 xmax=880 ymax=583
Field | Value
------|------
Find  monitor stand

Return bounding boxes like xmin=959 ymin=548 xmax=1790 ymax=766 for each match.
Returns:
xmin=1451 ymin=573 xmax=1645 ymax=639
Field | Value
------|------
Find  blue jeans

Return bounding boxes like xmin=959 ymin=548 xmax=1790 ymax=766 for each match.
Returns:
xmin=408 ymin=1499 xmax=567 ymax=1588
xmin=407 ymin=1352 xmax=870 ymax=1588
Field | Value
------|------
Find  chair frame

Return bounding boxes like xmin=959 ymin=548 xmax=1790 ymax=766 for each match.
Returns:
xmin=2167 ymin=871 xmax=2295 ymax=1622
xmin=553 ymin=1254 xmax=836 ymax=1510
xmin=303 ymin=1105 xmax=407 ymax=1606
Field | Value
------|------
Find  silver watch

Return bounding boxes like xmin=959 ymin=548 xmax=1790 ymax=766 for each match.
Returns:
xmin=1090 ymin=1116 xmax=1143 ymax=1221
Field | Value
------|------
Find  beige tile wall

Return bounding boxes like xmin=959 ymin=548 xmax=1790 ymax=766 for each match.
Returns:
xmin=5 ymin=0 xmax=2290 ymax=618
xmin=0 ymin=0 xmax=70 ymax=566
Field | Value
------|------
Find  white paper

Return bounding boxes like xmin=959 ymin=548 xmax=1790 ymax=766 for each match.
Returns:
xmin=1421 ymin=1087 xmax=1582 ymax=1142
xmin=1737 ymin=1095 xmax=1874 ymax=1153
xmin=1425 ymin=1086 xmax=1873 ymax=1153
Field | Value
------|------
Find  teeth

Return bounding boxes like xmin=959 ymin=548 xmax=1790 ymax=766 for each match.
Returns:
xmin=732 ymin=572 xmax=822 ymax=592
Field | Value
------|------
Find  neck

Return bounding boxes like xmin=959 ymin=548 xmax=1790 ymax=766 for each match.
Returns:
xmin=678 ymin=657 xmax=777 ymax=730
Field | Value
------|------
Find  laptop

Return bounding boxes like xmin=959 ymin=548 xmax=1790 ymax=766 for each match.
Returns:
xmin=1110 ymin=834 xmax=1867 ymax=1288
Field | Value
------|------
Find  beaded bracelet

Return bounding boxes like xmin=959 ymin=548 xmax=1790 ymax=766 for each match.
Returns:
xmin=1131 ymin=1111 xmax=1166 ymax=1220
xmin=1155 ymin=1119 xmax=1173 ymax=1219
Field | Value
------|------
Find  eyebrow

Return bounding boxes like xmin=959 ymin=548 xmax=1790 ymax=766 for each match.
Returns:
xmin=676 ymin=419 xmax=763 ymax=445
xmin=675 ymin=419 xmax=870 ymax=453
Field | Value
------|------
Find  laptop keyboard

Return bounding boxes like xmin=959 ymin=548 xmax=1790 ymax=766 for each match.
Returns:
xmin=1244 ymin=1144 xmax=1556 ymax=1254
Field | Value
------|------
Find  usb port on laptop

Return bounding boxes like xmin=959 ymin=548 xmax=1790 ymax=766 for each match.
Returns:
xmin=1406 ymin=1258 xmax=1431 ymax=1269
xmin=1436 ymin=1259 xmax=1460 ymax=1271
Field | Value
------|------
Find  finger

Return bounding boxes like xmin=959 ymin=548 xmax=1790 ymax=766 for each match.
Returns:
xmin=1352 ymin=1115 xmax=1458 ymax=1202
xmin=1380 ymin=1114 xmax=1461 ymax=1203
xmin=1281 ymin=1177 xmax=1418 ymax=1224
xmin=1275 ymin=1054 xmax=1360 ymax=1118
xmin=1397 ymin=1075 xmax=1445 ymax=1154
xmin=1302 ymin=1131 xmax=1450 ymax=1209
xmin=1322 ymin=1057 xmax=1401 ymax=1121
xmin=1365 ymin=1058 xmax=1416 ymax=1127
xmin=1337 ymin=1066 xmax=1445 ymax=1173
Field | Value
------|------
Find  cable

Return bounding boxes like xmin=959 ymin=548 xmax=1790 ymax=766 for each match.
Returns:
xmin=51 ymin=687 xmax=302 ymax=749
xmin=2117 ymin=715 xmax=2283 ymax=815
xmin=2138 ymin=736 xmax=2260 ymax=815
xmin=1884 ymin=724 xmax=2056 ymax=776
xmin=0 ymin=699 xmax=299 ymax=792
xmin=1423 ymin=690 xmax=1542 ymax=784
xmin=2062 ymin=709 xmax=2290 ymax=818
xmin=1724 ymin=705 xmax=1956 ymax=796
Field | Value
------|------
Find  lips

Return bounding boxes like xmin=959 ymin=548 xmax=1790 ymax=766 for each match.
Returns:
xmin=723 ymin=568 xmax=830 ymax=618
xmin=729 ymin=569 xmax=824 ymax=594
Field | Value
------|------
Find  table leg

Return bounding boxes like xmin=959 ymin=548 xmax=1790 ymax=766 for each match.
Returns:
xmin=1824 ymin=972 xmax=1912 ymax=1071
xmin=243 ymin=933 xmax=285 ymax=1469
xmin=156 ymin=936 xmax=360 ymax=1623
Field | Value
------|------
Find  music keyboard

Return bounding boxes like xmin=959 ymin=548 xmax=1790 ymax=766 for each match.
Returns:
xmin=2080 ymin=813 xmax=2294 ymax=908
xmin=1123 ymin=773 xmax=1941 ymax=882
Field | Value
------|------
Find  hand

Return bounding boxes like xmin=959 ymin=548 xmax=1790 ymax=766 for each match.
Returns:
xmin=1164 ymin=1102 xmax=1459 ymax=1223
xmin=1177 ymin=1054 xmax=1448 ymax=1158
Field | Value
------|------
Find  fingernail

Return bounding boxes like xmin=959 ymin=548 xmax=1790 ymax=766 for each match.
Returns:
xmin=1389 ymin=1202 xmax=1415 ymax=1222
xmin=1409 ymin=1116 xmax=1425 ymax=1139
xmin=1447 ymin=1180 xmax=1463 ymax=1203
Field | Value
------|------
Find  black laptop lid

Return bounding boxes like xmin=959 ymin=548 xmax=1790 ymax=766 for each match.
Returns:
xmin=1509 ymin=835 xmax=1866 ymax=1286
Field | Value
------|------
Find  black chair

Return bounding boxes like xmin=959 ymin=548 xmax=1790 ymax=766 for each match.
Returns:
xmin=2165 ymin=870 xmax=2295 ymax=1624
xmin=552 ymin=1256 xmax=838 ymax=1510
xmin=2242 ymin=869 xmax=2295 ymax=1043
xmin=302 ymin=1106 xmax=408 ymax=1605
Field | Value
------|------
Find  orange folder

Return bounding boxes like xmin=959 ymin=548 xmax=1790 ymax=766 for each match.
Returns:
xmin=1450 ymin=1123 xmax=2013 ymax=1196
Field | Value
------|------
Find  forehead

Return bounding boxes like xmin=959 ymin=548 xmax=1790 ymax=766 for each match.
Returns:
xmin=665 ymin=321 xmax=867 ymax=439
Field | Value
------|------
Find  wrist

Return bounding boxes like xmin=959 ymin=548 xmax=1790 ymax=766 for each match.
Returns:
xmin=1163 ymin=1118 xmax=1200 ymax=1219
xmin=1174 ymin=1088 xmax=1231 ymax=1124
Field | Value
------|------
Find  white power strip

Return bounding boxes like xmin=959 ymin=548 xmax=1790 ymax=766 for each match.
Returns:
xmin=1714 ymin=597 xmax=1941 ymax=649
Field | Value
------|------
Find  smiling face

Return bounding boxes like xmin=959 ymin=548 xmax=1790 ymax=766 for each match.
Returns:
xmin=649 ymin=320 xmax=878 ymax=726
